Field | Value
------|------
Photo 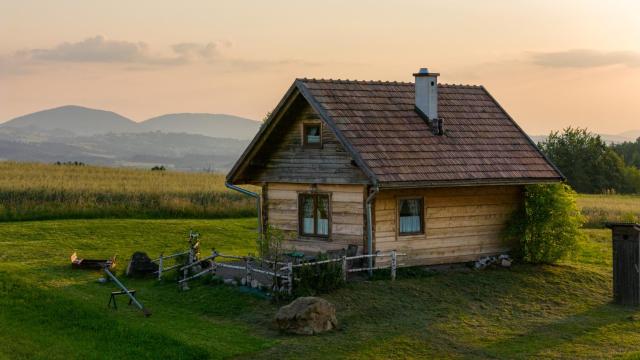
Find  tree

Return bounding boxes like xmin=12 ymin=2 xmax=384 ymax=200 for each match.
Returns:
xmin=504 ymin=183 xmax=584 ymax=264
xmin=612 ymin=137 xmax=640 ymax=169
xmin=539 ymin=127 xmax=626 ymax=193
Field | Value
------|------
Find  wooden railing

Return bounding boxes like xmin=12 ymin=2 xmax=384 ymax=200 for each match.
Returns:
xmin=171 ymin=250 xmax=406 ymax=294
xmin=284 ymin=251 xmax=406 ymax=281
xmin=152 ymin=250 xmax=190 ymax=280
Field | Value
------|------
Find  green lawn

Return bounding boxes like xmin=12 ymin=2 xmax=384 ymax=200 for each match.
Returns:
xmin=1 ymin=219 xmax=639 ymax=359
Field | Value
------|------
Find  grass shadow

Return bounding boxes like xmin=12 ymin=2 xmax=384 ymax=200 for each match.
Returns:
xmin=479 ymin=303 xmax=639 ymax=358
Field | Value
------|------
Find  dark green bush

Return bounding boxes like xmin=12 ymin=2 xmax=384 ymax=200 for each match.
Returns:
xmin=505 ymin=183 xmax=584 ymax=264
xmin=294 ymin=253 xmax=344 ymax=296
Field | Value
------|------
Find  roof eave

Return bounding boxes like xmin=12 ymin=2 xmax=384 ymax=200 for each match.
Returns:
xmin=377 ymin=177 xmax=563 ymax=189
xmin=480 ymin=86 xmax=567 ymax=182
xmin=226 ymin=82 xmax=300 ymax=184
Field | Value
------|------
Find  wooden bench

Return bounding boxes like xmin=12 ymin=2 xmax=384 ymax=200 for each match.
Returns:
xmin=108 ymin=289 xmax=137 ymax=310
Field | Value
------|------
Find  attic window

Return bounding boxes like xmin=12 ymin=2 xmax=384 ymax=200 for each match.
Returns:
xmin=303 ymin=123 xmax=322 ymax=148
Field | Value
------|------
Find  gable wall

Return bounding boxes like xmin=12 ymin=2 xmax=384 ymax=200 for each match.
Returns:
xmin=374 ymin=185 xmax=523 ymax=266
xmin=244 ymin=97 xmax=369 ymax=184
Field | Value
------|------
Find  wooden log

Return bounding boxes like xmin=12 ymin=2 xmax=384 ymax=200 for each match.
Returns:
xmin=152 ymin=250 xmax=189 ymax=262
xmin=178 ymin=267 xmax=214 ymax=284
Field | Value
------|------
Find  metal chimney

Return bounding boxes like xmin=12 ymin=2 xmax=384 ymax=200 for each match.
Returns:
xmin=413 ymin=68 xmax=439 ymax=120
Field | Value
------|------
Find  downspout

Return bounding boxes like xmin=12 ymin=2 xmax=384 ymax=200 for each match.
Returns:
xmin=225 ymin=182 xmax=262 ymax=244
xmin=366 ymin=184 xmax=379 ymax=277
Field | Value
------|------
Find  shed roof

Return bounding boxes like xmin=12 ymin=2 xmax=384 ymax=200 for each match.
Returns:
xmin=228 ymin=78 xmax=563 ymax=187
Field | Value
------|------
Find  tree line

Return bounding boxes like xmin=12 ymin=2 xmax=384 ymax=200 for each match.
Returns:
xmin=538 ymin=127 xmax=640 ymax=194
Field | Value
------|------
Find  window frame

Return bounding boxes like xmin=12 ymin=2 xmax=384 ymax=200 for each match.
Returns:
xmin=302 ymin=123 xmax=323 ymax=149
xmin=297 ymin=192 xmax=331 ymax=239
xmin=397 ymin=196 xmax=425 ymax=236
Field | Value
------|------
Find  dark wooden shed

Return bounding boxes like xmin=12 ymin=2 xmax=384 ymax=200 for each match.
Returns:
xmin=608 ymin=223 xmax=640 ymax=306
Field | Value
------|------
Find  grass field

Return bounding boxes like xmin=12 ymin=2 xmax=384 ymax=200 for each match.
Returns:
xmin=0 ymin=162 xmax=256 ymax=221
xmin=2 ymin=161 xmax=636 ymax=228
xmin=1 ymin=218 xmax=639 ymax=359
xmin=577 ymin=194 xmax=640 ymax=227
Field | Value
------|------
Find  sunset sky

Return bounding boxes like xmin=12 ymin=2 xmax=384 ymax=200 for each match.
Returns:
xmin=1 ymin=0 xmax=639 ymax=135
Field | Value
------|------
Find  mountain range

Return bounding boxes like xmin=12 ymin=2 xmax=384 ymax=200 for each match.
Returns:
xmin=0 ymin=105 xmax=262 ymax=171
xmin=0 ymin=105 xmax=637 ymax=172
xmin=2 ymin=105 xmax=261 ymax=139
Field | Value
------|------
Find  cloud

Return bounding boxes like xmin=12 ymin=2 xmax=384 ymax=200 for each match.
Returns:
xmin=171 ymin=42 xmax=219 ymax=61
xmin=224 ymin=58 xmax=321 ymax=72
xmin=24 ymin=36 xmax=151 ymax=63
xmin=530 ymin=49 xmax=640 ymax=68
xmin=10 ymin=36 xmax=225 ymax=66
xmin=1 ymin=35 xmax=320 ymax=75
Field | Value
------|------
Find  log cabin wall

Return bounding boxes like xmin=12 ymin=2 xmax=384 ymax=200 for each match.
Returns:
xmin=265 ymin=183 xmax=367 ymax=253
xmin=244 ymin=96 xmax=369 ymax=184
xmin=374 ymin=185 xmax=523 ymax=266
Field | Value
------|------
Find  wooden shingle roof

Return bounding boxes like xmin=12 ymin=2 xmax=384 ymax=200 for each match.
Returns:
xmin=296 ymin=78 xmax=563 ymax=186
xmin=227 ymin=78 xmax=564 ymax=187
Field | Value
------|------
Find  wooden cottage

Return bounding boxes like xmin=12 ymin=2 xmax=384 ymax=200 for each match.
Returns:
xmin=226 ymin=69 xmax=563 ymax=266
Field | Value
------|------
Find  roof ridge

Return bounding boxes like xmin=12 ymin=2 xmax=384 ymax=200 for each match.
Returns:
xmin=297 ymin=78 xmax=483 ymax=88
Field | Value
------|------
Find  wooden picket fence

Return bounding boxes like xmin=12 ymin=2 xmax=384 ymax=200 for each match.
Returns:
xmin=285 ymin=250 xmax=406 ymax=281
xmin=172 ymin=250 xmax=406 ymax=294
xmin=152 ymin=250 xmax=189 ymax=280
xmin=152 ymin=230 xmax=201 ymax=287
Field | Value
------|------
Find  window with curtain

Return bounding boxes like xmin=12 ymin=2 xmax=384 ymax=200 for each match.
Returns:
xmin=303 ymin=124 xmax=322 ymax=148
xmin=398 ymin=198 xmax=423 ymax=235
xmin=298 ymin=193 xmax=330 ymax=237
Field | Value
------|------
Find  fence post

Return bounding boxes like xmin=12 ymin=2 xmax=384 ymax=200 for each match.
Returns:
xmin=391 ymin=250 xmax=397 ymax=281
xmin=210 ymin=249 xmax=217 ymax=278
xmin=245 ymin=257 xmax=252 ymax=286
xmin=287 ymin=262 xmax=293 ymax=296
xmin=369 ymin=252 xmax=374 ymax=277
xmin=182 ymin=246 xmax=194 ymax=291
xmin=342 ymin=255 xmax=347 ymax=282
xmin=158 ymin=253 xmax=163 ymax=281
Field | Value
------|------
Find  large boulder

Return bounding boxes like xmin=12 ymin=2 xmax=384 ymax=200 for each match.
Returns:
xmin=274 ymin=297 xmax=338 ymax=335
xmin=126 ymin=252 xmax=158 ymax=277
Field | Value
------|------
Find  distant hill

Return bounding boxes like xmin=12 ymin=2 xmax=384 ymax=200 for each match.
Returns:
xmin=140 ymin=113 xmax=261 ymax=140
xmin=532 ymin=130 xmax=640 ymax=145
xmin=1 ymin=105 xmax=138 ymax=135
xmin=0 ymin=105 xmax=261 ymax=171
xmin=619 ymin=130 xmax=640 ymax=141
xmin=1 ymin=106 xmax=261 ymax=139
xmin=0 ymin=131 xmax=249 ymax=171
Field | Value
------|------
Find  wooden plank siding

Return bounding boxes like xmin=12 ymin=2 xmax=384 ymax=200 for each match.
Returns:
xmin=374 ymin=185 xmax=523 ymax=266
xmin=245 ymin=97 xmax=369 ymax=184
xmin=265 ymin=183 xmax=367 ymax=253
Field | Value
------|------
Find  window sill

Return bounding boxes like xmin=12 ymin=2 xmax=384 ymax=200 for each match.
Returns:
xmin=397 ymin=233 xmax=426 ymax=241
xmin=294 ymin=235 xmax=331 ymax=242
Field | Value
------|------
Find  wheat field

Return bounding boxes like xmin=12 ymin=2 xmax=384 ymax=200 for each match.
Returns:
xmin=0 ymin=161 xmax=257 ymax=221
xmin=577 ymin=194 xmax=640 ymax=227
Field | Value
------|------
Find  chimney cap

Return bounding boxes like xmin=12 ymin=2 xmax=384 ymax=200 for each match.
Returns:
xmin=413 ymin=68 xmax=440 ymax=77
